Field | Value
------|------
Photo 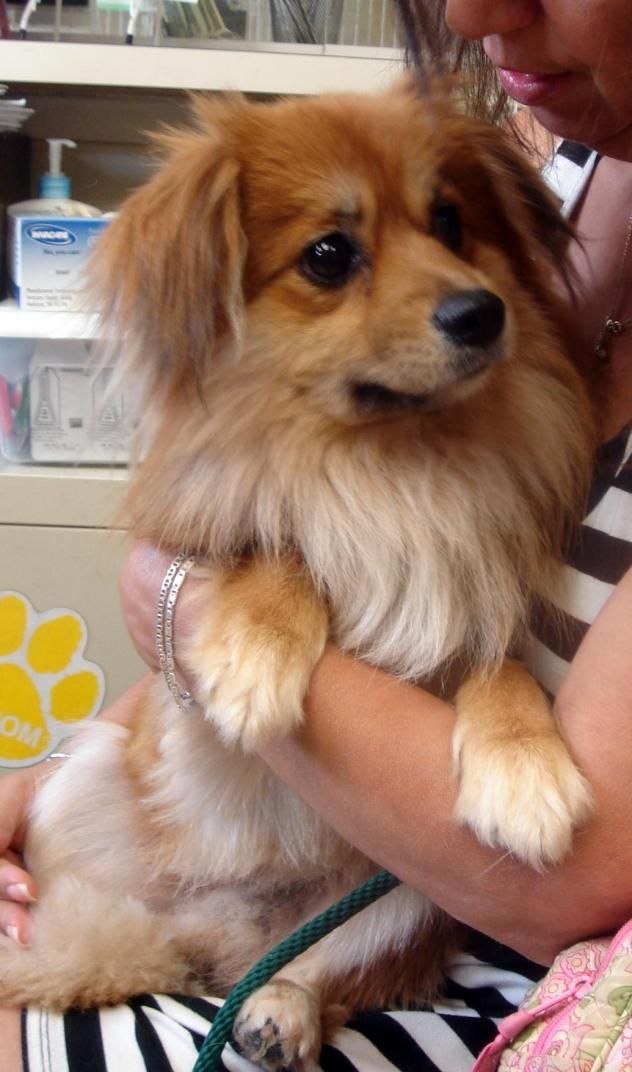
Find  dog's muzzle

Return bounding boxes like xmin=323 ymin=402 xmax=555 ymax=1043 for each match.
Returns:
xmin=349 ymin=288 xmax=506 ymax=419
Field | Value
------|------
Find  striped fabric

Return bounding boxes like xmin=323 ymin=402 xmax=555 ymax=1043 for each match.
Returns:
xmin=524 ymin=426 xmax=632 ymax=697
xmin=22 ymin=140 xmax=632 ymax=1072
xmin=541 ymin=139 xmax=598 ymax=218
xmin=23 ymin=940 xmax=543 ymax=1072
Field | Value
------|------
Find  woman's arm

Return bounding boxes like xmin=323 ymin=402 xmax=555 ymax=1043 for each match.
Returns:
xmin=259 ymin=567 xmax=632 ymax=965
xmin=8 ymin=540 xmax=630 ymax=966
xmin=120 ymin=544 xmax=632 ymax=963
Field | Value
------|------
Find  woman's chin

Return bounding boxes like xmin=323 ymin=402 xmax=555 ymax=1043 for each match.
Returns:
xmin=530 ymin=104 xmax=632 ymax=161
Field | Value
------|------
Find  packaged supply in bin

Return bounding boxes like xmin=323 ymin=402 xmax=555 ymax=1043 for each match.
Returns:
xmin=0 ymin=337 xmax=32 ymax=461
xmin=29 ymin=340 xmax=131 ymax=464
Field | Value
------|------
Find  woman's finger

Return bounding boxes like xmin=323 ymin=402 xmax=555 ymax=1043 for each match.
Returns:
xmin=0 ymin=768 xmax=40 ymax=941
xmin=0 ymin=847 xmax=35 ymax=943
xmin=0 ymin=898 xmax=32 ymax=945
xmin=0 ymin=854 xmax=37 ymax=904
xmin=0 ymin=769 xmax=35 ymax=857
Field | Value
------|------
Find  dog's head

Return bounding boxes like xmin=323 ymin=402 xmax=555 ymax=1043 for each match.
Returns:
xmin=94 ymin=81 xmax=589 ymax=549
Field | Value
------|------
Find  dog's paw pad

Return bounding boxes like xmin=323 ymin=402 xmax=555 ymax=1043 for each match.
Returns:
xmin=0 ymin=592 xmax=104 ymax=767
xmin=233 ymin=979 xmax=321 ymax=1071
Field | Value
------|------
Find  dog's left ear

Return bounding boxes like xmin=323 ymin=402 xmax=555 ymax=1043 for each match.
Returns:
xmin=441 ymin=117 xmax=575 ymax=301
xmin=480 ymin=126 xmax=573 ymax=264
xmin=93 ymin=97 xmax=247 ymax=399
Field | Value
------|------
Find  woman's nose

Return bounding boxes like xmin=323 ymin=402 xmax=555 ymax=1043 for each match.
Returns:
xmin=445 ymin=0 xmax=538 ymax=40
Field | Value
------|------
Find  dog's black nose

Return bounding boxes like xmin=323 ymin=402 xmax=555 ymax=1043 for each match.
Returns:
xmin=432 ymin=289 xmax=505 ymax=348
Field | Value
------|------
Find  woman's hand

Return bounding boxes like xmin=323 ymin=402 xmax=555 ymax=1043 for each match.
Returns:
xmin=0 ymin=767 xmax=39 ymax=945
xmin=119 ymin=540 xmax=173 ymax=671
xmin=119 ymin=540 xmax=205 ymax=680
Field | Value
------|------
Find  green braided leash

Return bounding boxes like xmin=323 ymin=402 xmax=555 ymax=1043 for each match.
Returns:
xmin=192 ymin=869 xmax=401 ymax=1072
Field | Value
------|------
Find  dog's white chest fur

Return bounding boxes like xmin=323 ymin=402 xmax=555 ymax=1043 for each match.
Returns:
xmin=277 ymin=437 xmax=543 ymax=678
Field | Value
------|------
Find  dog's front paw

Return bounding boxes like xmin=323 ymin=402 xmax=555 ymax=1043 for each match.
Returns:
xmin=233 ymin=979 xmax=321 ymax=1072
xmin=185 ymin=562 xmax=328 ymax=752
xmin=452 ymin=716 xmax=593 ymax=870
xmin=190 ymin=623 xmax=320 ymax=751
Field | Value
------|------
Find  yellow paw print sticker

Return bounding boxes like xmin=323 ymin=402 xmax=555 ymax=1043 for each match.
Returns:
xmin=0 ymin=592 xmax=104 ymax=768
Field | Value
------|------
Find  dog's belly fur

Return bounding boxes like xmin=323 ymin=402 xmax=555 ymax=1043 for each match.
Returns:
xmin=11 ymin=689 xmax=378 ymax=1007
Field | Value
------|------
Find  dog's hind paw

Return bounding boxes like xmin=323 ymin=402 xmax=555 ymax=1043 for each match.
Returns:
xmin=233 ymin=978 xmax=321 ymax=1072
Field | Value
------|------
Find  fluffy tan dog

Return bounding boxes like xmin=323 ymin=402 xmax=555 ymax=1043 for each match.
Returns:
xmin=0 ymin=81 xmax=595 ymax=1070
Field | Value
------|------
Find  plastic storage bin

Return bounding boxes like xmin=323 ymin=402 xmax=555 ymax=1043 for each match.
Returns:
xmin=0 ymin=331 xmax=131 ymax=466
xmin=0 ymin=336 xmax=32 ymax=461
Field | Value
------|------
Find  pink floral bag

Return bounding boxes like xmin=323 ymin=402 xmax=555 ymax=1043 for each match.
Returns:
xmin=472 ymin=919 xmax=632 ymax=1071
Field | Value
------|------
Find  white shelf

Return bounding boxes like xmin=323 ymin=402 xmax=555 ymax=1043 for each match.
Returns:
xmin=0 ymin=458 xmax=129 ymax=527
xmin=0 ymin=40 xmax=403 ymax=95
xmin=0 ymin=299 xmax=98 ymax=339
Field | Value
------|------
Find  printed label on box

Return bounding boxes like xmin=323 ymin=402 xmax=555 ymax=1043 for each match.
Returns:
xmin=9 ymin=217 xmax=111 ymax=312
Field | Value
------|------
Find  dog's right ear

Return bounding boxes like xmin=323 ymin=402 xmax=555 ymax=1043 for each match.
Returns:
xmin=94 ymin=96 xmax=247 ymax=399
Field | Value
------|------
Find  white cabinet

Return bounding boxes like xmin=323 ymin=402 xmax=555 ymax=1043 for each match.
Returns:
xmin=0 ymin=515 xmax=144 ymax=702
xmin=0 ymin=460 xmax=146 ymax=772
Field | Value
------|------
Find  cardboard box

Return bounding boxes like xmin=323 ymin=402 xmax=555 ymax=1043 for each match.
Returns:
xmin=8 ymin=216 xmax=110 ymax=312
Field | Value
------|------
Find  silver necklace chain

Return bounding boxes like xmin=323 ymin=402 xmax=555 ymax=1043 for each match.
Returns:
xmin=595 ymin=213 xmax=632 ymax=363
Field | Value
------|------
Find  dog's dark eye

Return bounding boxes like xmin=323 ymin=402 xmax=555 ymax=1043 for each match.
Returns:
xmin=430 ymin=203 xmax=463 ymax=253
xmin=300 ymin=232 xmax=362 ymax=287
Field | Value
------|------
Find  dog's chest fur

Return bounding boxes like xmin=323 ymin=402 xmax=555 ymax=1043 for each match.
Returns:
xmin=183 ymin=408 xmax=560 ymax=683
xmin=293 ymin=443 xmax=533 ymax=677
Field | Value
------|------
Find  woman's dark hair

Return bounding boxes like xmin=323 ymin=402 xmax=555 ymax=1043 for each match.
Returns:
xmin=391 ymin=0 xmax=514 ymax=126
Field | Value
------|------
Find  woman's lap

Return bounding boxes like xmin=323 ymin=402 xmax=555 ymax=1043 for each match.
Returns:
xmin=19 ymin=939 xmax=542 ymax=1072
xmin=22 ymin=1000 xmax=496 ymax=1072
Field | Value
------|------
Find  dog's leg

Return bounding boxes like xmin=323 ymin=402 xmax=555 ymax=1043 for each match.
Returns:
xmin=232 ymin=886 xmax=454 ymax=1072
xmin=0 ymin=876 xmax=282 ymax=1011
xmin=452 ymin=658 xmax=593 ymax=869
xmin=0 ymin=876 xmax=203 ymax=1010
xmin=185 ymin=557 xmax=329 ymax=751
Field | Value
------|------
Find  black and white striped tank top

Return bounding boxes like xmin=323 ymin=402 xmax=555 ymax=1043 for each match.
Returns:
xmin=526 ymin=141 xmax=632 ymax=696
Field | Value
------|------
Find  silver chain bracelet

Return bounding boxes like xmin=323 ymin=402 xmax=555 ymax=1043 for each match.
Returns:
xmin=155 ymin=552 xmax=197 ymax=712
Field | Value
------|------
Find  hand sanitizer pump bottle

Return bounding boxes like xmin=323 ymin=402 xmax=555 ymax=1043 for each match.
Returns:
xmin=8 ymin=139 xmax=102 ymax=220
xmin=6 ymin=139 xmax=105 ymax=310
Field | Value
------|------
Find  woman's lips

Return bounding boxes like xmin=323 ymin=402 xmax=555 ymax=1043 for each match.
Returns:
xmin=497 ymin=68 xmax=572 ymax=106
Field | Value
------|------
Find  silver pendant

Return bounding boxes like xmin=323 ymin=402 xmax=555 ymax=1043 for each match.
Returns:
xmin=595 ymin=317 xmax=626 ymax=361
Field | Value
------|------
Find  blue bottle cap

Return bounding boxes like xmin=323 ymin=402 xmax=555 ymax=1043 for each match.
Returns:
xmin=38 ymin=173 xmax=72 ymax=199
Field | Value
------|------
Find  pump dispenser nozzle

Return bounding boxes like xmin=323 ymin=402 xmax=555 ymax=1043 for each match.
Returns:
xmin=38 ymin=139 xmax=77 ymax=199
